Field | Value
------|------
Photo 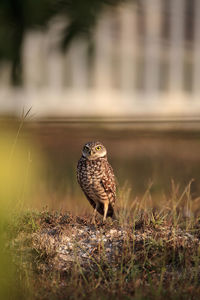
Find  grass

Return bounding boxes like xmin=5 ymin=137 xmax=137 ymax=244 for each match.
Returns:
xmin=0 ymin=117 xmax=199 ymax=299
xmin=6 ymin=183 xmax=200 ymax=300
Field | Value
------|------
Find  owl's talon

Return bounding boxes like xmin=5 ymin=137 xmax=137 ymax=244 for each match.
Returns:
xmin=102 ymin=217 xmax=107 ymax=225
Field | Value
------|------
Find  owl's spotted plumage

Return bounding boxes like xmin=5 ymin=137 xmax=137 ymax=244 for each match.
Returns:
xmin=77 ymin=141 xmax=116 ymax=222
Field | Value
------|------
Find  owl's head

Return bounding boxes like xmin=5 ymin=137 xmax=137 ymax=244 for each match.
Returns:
xmin=82 ymin=141 xmax=107 ymax=160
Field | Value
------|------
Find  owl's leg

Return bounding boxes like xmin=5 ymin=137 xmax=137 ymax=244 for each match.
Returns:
xmin=103 ymin=201 xmax=109 ymax=222
xmin=92 ymin=203 xmax=99 ymax=224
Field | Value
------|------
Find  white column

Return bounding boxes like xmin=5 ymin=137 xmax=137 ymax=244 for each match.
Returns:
xmin=168 ymin=0 xmax=185 ymax=92
xmin=47 ymin=51 xmax=64 ymax=90
xmin=119 ymin=4 xmax=138 ymax=91
xmin=143 ymin=0 xmax=162 ymax=96
xmin=193 ymin=0 xmax=200 ymax=96
xmin=93 ymin=12 xmax=113 ymax=89
xmin=45 ymin=21 xmax=65 ymax=90
xmin=23 ymin=32 xmax=47 ymax=88
xmin=68 ymin=39 xmax=89 ymax=89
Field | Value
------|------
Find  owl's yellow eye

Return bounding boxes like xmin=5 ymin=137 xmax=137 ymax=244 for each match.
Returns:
xmin=96 ymin=146 xmax=101 ymax=151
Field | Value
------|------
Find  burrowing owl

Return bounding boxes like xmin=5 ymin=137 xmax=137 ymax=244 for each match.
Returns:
xmin=77 ymin=141 xmax=116 ymax=222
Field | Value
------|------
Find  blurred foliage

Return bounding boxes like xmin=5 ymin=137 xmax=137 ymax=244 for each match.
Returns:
xmin=0 ymin=128 xmax=43 ymax=299
xmin=0 ymin=0 xmax=129 ymax=85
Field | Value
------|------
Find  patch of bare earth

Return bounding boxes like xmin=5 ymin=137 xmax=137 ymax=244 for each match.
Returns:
xmin=12 ymin=212 xmax=200 ymax=299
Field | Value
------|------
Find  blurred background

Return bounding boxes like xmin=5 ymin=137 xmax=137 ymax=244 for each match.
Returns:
xmin=0 ymin=0 xmax=200 ymax=215
xmin=1 ymin=0 xmax=200 ymax=117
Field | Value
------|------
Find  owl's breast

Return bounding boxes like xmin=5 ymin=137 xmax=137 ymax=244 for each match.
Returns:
xmin=77 ymin=157 xmax=103 ymax=187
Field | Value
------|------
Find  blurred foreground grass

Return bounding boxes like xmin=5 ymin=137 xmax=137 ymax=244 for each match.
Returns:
xmin=0 ymin=118 xmax=200 ymax=299
xmin=0 ymin=124 xmax=44 ymax=299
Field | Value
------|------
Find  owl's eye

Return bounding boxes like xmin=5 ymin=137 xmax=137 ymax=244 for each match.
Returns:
xmin=96 ymin=146 xmax=101 ymax=151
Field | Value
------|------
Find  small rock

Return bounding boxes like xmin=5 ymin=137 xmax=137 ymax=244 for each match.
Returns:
xmin=110 ymin=229 xmax=117 ymax=235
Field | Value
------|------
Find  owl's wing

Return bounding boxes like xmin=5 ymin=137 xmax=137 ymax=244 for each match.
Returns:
xmin=101 ymin=162 xmax=116 ymax=199
xmin=77 ymin=161 xmax=81 ymax=185
xmin=100 ymin=161 xmax=116 ymax=216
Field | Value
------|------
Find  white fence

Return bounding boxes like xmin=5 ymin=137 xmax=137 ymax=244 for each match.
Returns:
xmin=0 ymin=0 xmax=200 ymax=118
